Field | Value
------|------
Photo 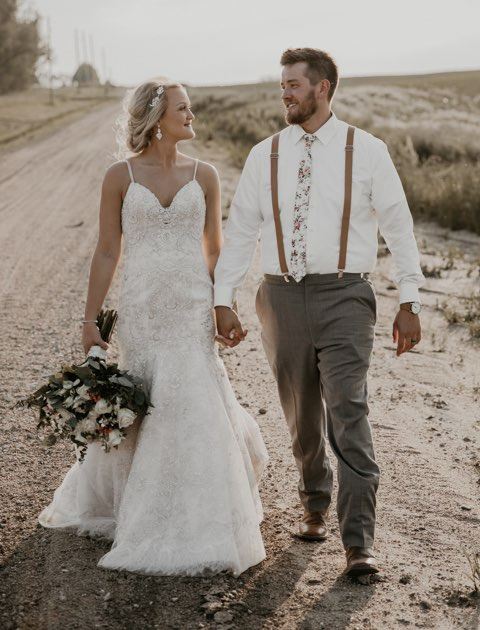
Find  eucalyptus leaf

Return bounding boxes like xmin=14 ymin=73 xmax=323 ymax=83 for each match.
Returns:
xmin=116 ymin=376 xmax=134 ymax=388
xmin=72 ymin=366 xmax=93 ymax=380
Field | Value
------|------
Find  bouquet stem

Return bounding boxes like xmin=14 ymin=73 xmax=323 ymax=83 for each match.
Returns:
xmin=86 ymin=309 xmax=118 ymax=360
xmin=96 ymin=309 xmax=118 ymax=343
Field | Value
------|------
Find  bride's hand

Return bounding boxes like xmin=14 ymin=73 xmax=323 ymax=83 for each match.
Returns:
xmin=214 ymin=306 xmax=247 ymax=348
xmin=82 ymin=323 xmax=109 ymax=355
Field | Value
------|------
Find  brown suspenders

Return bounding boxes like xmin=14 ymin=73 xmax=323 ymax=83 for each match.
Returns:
xmin=270 ymin=125 xmax=356 ymax=281
xmin=270 ymin=134 xmax=289 ymax=280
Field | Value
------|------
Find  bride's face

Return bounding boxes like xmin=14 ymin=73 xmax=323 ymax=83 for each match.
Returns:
xmin=160 ymin=87 xmax=195 ymax=141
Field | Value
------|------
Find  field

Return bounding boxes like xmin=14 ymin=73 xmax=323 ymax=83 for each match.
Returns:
xmin=189 ymin=70 xmax=480 ymax=234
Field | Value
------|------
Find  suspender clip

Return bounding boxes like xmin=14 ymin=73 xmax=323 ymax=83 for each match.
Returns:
xmin=337 ymin=269 xmax=344 ymax=279
xmin=282 ymin=273 xmax=290 ymax=283
xmin=345 ymin=145 xmax=354 ymax=152
xmin=270 ymin=152 xmax=279 ymax=159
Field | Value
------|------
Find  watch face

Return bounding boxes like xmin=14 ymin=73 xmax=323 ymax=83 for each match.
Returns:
xmin=411 ymin=302 xmax=421 ymax=314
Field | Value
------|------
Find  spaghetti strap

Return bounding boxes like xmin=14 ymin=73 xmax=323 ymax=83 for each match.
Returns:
xmin=124 ymin=159 xmax=134 ymax=183
xmin=192 ymin=159 xmax=199 ymax=181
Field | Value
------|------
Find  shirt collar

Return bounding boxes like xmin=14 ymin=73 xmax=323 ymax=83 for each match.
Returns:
xmin=291 ymin=111 xmax=339 ymax=146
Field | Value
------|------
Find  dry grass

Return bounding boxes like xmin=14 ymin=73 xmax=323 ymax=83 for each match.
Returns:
xmin=438 ymin=294 xmax=480 ymax=339
xmin=189 ymin=70 xmax=480 ymax=234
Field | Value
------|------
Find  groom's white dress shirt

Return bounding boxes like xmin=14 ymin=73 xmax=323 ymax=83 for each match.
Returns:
xmin=213 ymin=112 xmax=425 ymax=308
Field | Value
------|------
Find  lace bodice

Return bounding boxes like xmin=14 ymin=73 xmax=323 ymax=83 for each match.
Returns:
xmin=117 ymin=163 xmax=216 ymax=382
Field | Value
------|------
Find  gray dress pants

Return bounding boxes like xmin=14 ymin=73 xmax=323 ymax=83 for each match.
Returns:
xmin=256 ymin=272 xmax=380 ymax=549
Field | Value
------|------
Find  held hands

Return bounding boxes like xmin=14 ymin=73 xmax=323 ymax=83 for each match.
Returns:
xmin=214 ymin=306 xmax=248 ymax=348
xmin=393 ymin=310 xmax=422 ymax=356
xmin=215 ymin=304 xmax=422 ymax=355
xmin=82 ymin=322 xmax=109 ymax=356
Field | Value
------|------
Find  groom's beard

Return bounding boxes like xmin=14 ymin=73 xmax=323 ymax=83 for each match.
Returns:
xmin=284 ymin=89 xmax=318 ymax=125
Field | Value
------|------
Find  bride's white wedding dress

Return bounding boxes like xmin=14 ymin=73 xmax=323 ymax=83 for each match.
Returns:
xmin=38 ymin=158 xmax=269 ymax=576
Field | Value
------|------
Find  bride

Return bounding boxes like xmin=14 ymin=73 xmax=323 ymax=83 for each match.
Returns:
xmin=38 ymin=79 xmax=269 ymax=576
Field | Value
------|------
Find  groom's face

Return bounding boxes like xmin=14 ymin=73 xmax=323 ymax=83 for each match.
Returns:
xmin=281 ymin=62 xmax=319 ymax=125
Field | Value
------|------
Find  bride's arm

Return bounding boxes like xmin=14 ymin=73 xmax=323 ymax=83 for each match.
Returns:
xmin=82 ymin=163 xmax=125 ymax=353
xmin=201 ymin=162 xmax=222 ymax=280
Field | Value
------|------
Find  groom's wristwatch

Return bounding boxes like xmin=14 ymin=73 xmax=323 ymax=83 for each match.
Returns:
xmin=400 ymin=301 xmax=422 ymax=315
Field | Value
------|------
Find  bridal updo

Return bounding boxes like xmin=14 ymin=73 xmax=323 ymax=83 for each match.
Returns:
xmin=115 ymin=79 xmax=181 ymax=156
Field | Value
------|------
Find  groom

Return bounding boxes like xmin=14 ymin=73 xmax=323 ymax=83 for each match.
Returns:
xmin=214 ymin=47 xmax=425 ymax=577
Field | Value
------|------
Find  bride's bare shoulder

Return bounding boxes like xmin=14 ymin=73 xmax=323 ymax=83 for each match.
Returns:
xmin=194 ymin=159 xmax=219 ymax=188
xmin=102 ymin=160 xmax=131 ymax=194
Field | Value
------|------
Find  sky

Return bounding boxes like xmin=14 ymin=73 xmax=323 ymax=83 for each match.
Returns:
xmin=30 ymin=0 xmax=480 ymax=86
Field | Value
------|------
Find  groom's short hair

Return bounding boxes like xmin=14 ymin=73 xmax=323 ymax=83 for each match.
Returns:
xmin=280 ymin=48 xmax=338 ymax=101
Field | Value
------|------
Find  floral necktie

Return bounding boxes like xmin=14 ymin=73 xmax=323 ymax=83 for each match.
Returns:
xmin=290 ymin=133 xmax=316 ymax=282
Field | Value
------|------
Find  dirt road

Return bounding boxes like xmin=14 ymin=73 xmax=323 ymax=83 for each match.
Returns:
xmin=0 ymin=103 xmax=479 ymax=629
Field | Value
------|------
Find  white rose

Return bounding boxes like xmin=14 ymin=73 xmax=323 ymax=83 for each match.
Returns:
xmin=113 ymin=396 xmax=122 ymax=413
xmin=94 ymin=399 xmax=112 ymax=415
xmin=76 ymin=414 xmax=97 ymax=434
xmin=117 ymin=407 xmax=136 ymax=428
xmin=77 ymin=385 xmax=91 ymax=400
xmin=107 ymin=429 xmax=123 ymax=447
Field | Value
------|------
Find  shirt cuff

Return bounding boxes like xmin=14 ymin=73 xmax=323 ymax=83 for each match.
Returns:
xmin=213 ymin=286 xmax=236 ymax=308
xmin=399 ymin=282 xmax=421 ymax=305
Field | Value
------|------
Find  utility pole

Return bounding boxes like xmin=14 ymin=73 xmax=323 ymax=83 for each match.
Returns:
xmin=102 ymin=47 xmax=107 ymax=83
xmin=102 ymin=47 xmax=108 ymax=97
xmin=89 ymin=34 xmax=95 ymax=71
xmin=74 ymin=29 xmax=80 ymax=68
xmin=74 ymin=28 xmax=80 ymax=89
xmin=82 ymin=30 xmax=87 ymax=64
xmin=47 ymin=17 xmax=54 ymax=105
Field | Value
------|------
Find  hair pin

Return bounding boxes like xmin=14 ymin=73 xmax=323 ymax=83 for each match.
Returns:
xmin=149 ymin=85 xmax=165 ymax=108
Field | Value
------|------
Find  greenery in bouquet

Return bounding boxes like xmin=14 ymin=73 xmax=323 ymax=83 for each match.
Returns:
xmin=16 ymin=309 xmax=153 ymax=461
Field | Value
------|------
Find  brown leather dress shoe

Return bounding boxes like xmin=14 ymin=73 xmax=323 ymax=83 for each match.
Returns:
xmin=293 ymin=511 xmax=328 ymax=541
xmin=344 ymin=546 xmax=379 ymax=577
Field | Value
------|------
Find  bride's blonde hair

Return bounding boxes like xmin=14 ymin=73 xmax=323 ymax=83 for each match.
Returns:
xmin=115 ymin=78 xmax=182 ymax=157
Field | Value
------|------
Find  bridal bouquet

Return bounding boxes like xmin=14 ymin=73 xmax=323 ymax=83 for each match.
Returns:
xmin=16 ymin=309 xmax=152 ymax=461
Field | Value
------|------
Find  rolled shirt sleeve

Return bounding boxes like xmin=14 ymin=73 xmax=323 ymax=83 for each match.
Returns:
xmin=371 ymin=138 xmax=425 ymax=304
xmin=213 ymin=147 xmax=263 ymax=308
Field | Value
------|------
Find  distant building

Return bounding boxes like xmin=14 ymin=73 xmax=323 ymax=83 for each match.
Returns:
xmin=72 ymin=63 xmax=100 ymax=86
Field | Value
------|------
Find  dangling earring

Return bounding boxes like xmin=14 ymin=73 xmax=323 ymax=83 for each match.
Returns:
xmin=156 ymin=125 xmax=162 ymax=140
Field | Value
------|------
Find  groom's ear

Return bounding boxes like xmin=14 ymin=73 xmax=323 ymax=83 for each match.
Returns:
xmin=316 ymin=78 xmax=331 ymax=101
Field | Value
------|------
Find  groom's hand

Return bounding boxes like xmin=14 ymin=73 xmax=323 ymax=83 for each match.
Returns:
xmin=215 ymin=306 xmax=248 ymax=348
xmin=393 ymin=310 xmax=422 ymax=356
